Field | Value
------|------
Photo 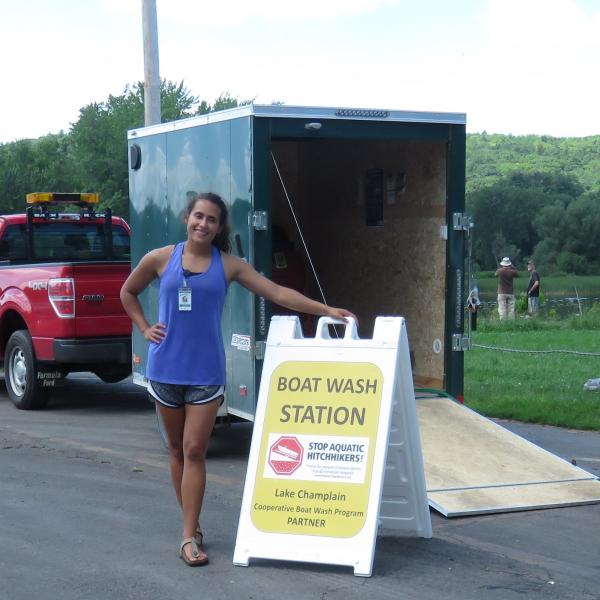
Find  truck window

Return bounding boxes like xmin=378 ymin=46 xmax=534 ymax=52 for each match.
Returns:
xmin=0 ymin=226 xmax=27 ymax=261
xmin=1 ymin=223 xmax=130 ymax=262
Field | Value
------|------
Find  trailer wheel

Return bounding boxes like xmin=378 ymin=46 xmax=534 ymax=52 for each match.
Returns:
xmin=4 ymin=330 xmax=50 ymax=410
xmin=94 ymin=366 xmax=131 ymax=384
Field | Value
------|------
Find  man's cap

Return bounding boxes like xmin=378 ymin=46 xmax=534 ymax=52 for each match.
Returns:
xmin=500 ymin=257 xmax=512 ymax=266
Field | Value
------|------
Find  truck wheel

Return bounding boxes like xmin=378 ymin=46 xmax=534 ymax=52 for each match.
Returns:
xmin=4 ymin=330 xmax=49 ymax=410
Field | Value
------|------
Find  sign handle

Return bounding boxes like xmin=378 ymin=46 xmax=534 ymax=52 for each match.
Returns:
xmin=315 ymin=317 xmax=358 ymax=340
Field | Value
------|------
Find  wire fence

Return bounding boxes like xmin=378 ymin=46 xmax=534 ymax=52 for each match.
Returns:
xmin=472 ymin=343 xmax=600 ymax=357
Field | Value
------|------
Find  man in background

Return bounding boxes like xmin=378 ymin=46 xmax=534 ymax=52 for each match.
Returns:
xmin=527 ymin=260 xmax=541 ymax=316
xmin=495 ymin=257 xmax=519 ymax=320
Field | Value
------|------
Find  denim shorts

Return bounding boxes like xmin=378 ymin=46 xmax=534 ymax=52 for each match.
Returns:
xmin=148 ymin=380 xmax=225 ymax=409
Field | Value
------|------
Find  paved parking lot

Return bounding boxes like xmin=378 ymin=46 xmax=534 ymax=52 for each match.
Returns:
xmin=1 ymin=374 xmax=599 ymax=600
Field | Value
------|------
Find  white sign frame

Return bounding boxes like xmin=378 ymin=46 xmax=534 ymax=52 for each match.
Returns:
xmin=233 ymin=316 xmax=430 ymax=577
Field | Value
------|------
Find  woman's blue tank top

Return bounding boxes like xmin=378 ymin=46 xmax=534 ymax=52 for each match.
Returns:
xmin=146 ymin=243 xmax=228 ymax=385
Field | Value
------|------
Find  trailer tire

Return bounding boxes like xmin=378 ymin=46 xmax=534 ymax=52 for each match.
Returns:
xmin=4 ymin=330 xmax=50 ymax=410
xmin=94 ymin=366 xmax=131 ymax=384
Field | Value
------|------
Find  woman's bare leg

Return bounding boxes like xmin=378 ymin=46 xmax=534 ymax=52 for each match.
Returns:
xmin=180 ymin=400 xmax=220 ymax=542
xmin=158 ymin=399 xmax=220 ymax=563
xmin=157 ymin=402 xmax=186 ymax=507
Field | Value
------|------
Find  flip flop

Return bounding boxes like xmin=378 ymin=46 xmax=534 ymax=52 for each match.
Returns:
xmin=195 ymin=528 xmax=204 ymax=545
xmin=179 ymin=537 xmax=209 ymax=567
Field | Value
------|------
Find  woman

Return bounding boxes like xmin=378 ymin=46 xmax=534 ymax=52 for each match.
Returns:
xmin=120 ymin=192 xmax=356 ymax=566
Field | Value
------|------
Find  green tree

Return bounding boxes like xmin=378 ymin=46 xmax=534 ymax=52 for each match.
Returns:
xmin=533 ymin=192 xmax=600 ymax=274
xmin=196 ymin=92 xmax=253 ymax=115
xmin=69 ymin=83 xmax=255 ymax=219
xmin=0 ymin=135 xmax=81 ymax=213
xmin=469 ymin=183 xmax=543 ymax=270
xmin=0 ymin=140 xmax=38 ymax=212
xmin=467 ymin=133 xmax=600 ymax=196
xmin=69 ymin=80 xmax=199 ymax=217
xmin=0 ymin=84 xmax=254 ymax=220
xmin=467 ymin=171 xmax=583 ymax=271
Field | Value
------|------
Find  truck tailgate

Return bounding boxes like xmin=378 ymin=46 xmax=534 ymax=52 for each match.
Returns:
xmin=73 ymin=263 xmax=131 ymax=336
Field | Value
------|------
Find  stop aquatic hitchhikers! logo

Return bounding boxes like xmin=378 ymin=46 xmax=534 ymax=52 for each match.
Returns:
xmin=268 ymin=436 xmax=304 ymax=475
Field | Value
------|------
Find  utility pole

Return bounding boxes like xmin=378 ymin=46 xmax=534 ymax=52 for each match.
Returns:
xmin=142 ymin=0 xmax=161 ymax=126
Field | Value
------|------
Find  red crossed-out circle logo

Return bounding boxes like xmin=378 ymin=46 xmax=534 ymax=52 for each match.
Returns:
xmin=268 ymin=436 xmax=304 ymax=475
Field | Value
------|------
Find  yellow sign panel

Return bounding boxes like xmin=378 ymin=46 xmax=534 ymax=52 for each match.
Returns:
xmin=251 ymin=360 xmax=383 ymax=537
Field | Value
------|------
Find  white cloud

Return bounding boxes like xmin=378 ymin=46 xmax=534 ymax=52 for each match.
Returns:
xmin=476 ymin=0 xmax=600 ymax=74
xmin=481 ymin=0 xmax=600 ymax=42
xmin=460 ymin=0 xmax=600 ymax=135
xmin=0 ymin=2 xmax=142 ymax=142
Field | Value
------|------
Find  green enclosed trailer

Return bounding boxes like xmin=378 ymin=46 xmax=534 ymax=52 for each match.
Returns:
xmin=127 ymin=104 xmax=468 ymax=422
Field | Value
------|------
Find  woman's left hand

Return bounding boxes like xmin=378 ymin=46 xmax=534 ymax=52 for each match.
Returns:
xmin=326 ymin=307 xmax=358 ymax=324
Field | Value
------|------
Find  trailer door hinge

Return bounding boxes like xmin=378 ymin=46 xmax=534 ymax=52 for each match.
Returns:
xmin=452 ymin=334 xmax=471 ymax=352
xmin=254 ymin=340 xmax=266 ymax=360
xmin=252 ymin=211 xmax=268 ymax=230
xmin=453 ymin=213 xmax=474 ymax=232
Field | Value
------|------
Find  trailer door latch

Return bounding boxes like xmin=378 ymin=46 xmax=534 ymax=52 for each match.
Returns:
xmin=252 ymin=211 xmax=268 ymax=230
xmin=452 ymin=334 xmax=471 ymax=351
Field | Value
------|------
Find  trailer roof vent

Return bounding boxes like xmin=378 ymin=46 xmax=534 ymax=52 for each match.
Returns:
xmin=335 ymin=108 xmax=390 ymax=119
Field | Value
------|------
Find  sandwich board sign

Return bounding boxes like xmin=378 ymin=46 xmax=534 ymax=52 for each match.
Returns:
xmin=233 ymin=316 xmax=431 ymax=577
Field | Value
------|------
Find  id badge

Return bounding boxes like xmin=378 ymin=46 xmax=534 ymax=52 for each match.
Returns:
xmin=178 ymin=287 xmax=192 ymax=311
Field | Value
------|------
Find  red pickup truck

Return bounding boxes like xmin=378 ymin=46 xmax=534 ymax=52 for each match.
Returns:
xmin=0 ymin=192 xmax=132 ymax=409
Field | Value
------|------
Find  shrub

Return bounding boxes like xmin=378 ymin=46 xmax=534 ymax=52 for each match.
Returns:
xmin=516 ymin=293 xmax=528 ymax=315
xmin=557 ymin=252 xmax=590 ymax=275
xmin=567 ymin=303 xmax=600 ymax=330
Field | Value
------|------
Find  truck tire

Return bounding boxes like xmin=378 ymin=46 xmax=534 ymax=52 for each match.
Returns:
xmin=4 ymin=330 xmax=50 ymax=410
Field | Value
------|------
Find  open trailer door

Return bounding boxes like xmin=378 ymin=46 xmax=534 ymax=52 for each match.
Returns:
xmin=254 ymin=110 xmax=467 ymax=399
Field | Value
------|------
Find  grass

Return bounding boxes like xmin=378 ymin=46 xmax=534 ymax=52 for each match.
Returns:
xmin=464 ymin=308 xmax=600 ymax=430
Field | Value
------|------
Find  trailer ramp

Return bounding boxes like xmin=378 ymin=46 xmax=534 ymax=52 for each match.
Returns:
xmin=416 ymin=395 xmax=600 ymax=517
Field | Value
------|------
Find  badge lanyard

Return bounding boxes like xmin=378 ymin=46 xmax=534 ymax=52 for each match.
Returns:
xmin=178 ymin=276 xmax=192 ymax=311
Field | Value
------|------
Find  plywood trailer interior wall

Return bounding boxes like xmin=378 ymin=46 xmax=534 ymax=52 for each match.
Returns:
xmin=270 ymin=139 xmax=447 ymax=388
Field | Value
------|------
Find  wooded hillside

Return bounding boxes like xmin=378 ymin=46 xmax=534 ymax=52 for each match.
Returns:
xmin=466 ymin=133 xmax=600 ymax=273
xmin=467 ymin=133 xmax=600 ymax=195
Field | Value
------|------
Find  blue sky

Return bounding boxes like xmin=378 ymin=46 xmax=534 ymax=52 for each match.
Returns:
xmin=1 ymin=0 xmax=599 ymax=142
